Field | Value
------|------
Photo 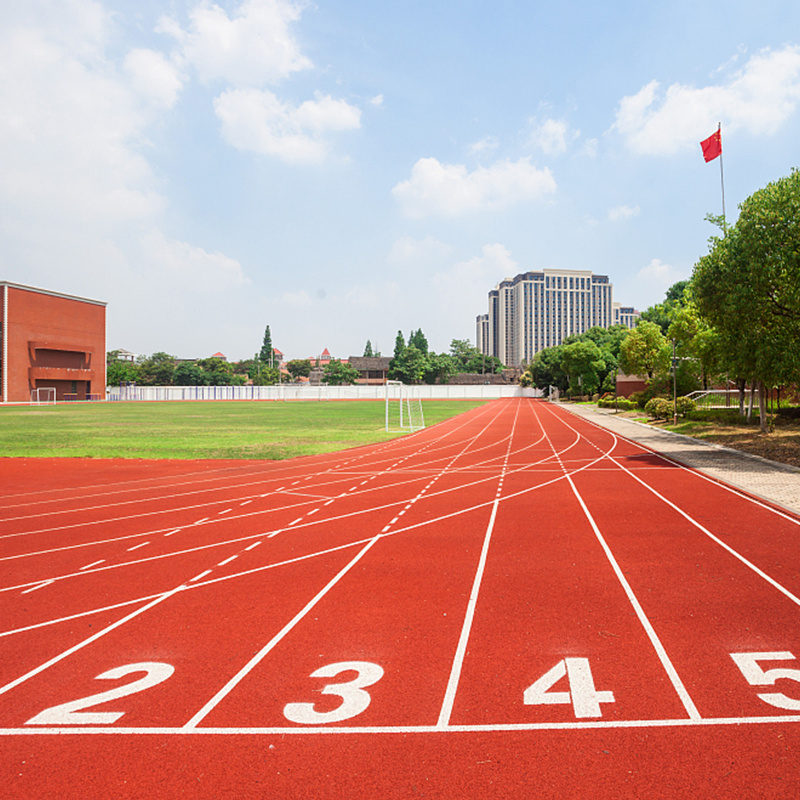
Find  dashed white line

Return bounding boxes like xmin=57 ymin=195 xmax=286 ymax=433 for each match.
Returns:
xmin=218 ymin=508 xmax=233 ymax=515
xmin=218 ymin=555 xmax=238 ymax=567
xmin=190 ymin=569 xmax=213 ymax=583
xmin=80 ymin=560 xmax=105 ymax=571
xmin=126 ymin=542 xmax=150 ymax=552
xmin=21 ymin=580 xmax=54 ymax=595
xmin=245 ymin=541 xmax=262 ymax=551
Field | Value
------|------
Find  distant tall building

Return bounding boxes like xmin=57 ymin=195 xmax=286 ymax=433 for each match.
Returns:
xmin=477 ymin=269 xmax=637 ymax=367
xmin=612 ymin=302 xmax=641 ymax=329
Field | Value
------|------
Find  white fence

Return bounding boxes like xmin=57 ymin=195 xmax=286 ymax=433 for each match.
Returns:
xmin=107 ymin=384 xmax=542 ymax=402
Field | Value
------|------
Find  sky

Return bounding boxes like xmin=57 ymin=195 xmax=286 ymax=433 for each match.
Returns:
xmin=2 ymin=1 xmax=800 ymax=362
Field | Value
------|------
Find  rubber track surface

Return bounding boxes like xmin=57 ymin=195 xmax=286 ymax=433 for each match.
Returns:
xmin=2 ymin=398 xmax=800 ymax=798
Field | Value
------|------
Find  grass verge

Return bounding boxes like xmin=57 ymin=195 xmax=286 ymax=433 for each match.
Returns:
xmin=0 ymin=400 xmax=486 ymax=460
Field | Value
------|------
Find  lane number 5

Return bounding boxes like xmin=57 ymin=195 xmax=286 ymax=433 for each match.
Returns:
xmin=730 ymin=651 xmax=800 ymax=711
xmin=284 ymin=661 xmax=384 ymax=725
xmin=25 ymin=663 xmax=175 ymax=726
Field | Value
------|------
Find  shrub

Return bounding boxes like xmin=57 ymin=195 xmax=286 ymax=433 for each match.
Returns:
xmin=675 ymin=396 xmax=696 ymax=417
xmin=628 ymin=391 xmax=648 ymax=409
xmin=644 ymin=397 xmax=673 ymax=420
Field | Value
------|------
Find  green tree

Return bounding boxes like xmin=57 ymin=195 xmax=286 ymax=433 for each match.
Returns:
xmin=449 ymin=339 xmax=503 ymax=374
xmin=390 ymin=344 xmax=429 ymax=384
xmin=693 ymin=170 xmax=800 ymax=429
xmin=259 ymin=325 xmax=274 ymax=365
xmin=408 ymin=328 xmax=429 ymax=354
xmin=106 ymin=351 xmax=140 ymax=385
xmin=619 ymin=321 xmax=670 ymax=384
xmin=520 ymin=345 xmax=567 ymax=392
xmin=137 ymin=352 xmax=176 ymax=386
xmin=561 ymin=339 xmax=606 ymax=396
xmin=173 ymin=362 xmax=208 ymax=386
xmin=322 ymin=360 xmax=360 ymax=386
xmin=363 ymin=340 xmax=374 ymax=357
xmin=286 ymin=359 xmax=312 ymax=380
xmin=392 ymin=330 xmax=405 ymax=359
xmin=424 ymin=352 xmax=458 ymax=384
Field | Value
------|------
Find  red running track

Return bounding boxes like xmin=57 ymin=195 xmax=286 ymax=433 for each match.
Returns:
xmin=2 ymin=398 xmax=800 ymax=798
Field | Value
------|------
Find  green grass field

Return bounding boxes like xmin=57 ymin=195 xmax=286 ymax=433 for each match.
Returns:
xmin=0 ymin=400 xmax=486 ymax=460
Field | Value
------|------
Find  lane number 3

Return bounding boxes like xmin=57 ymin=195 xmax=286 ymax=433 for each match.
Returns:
xmin=284 ymin=661 xmax=384 ymax=725
xmin=25 ymin=662 xmax=174 ymax=726
xmin=731 ymin=651 xmax=800 ymax=711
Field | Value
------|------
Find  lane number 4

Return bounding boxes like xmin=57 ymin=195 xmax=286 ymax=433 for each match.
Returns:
xmin=730 ymin=651 xmax=800 ymax=711
xmin=524 ymin=657 xmax=615 ymax=719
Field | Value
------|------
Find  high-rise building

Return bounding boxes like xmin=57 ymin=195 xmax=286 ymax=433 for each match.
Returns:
xmin=477 ymin=269 xmax=637 ymax=367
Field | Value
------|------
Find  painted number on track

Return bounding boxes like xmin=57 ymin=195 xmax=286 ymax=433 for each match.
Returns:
xmin=25 ymin=662 xmax=175 ymax=726
xmin=283 ymin=661 xmax=384 ymax=725
xmin=524 ymin=658 xmax=615 ymax=718
xmin=731 ymin=651 xmax=800 ymax=711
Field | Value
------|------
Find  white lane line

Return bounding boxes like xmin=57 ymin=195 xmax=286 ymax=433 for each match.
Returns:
xmin=240 ymin=500 xmax=253 ymax=506
xmin=536 ymin=405 xmax=701 ymax=721
xmin=245 ymin=541 xmax=262 ymax=551
xmin=307 ymin=508 xmax=320 ymax=516
xmin=218 ymin=509 xmax=233 ymax=516
xmin=184 ymin=535 xmax=383 ymax=729
xmin=126 ymin=542 xmax=150 ymax=552
xmin=194 ymin=518 xmax=210 ymax=525
xmin=217 ymin=555 xmax=238 ymax=567
xmin=0 ymin=584 xmax=187 ymax=698
xmin=438 ymin=400 xmax=521 ymax=728
xmin=20 ymin=580 xmax=54 ymax=595
xmin=190 ymin=570 xmax=213 ymax=583
xmin=79 ymin=560 xmax=105 ymax=571
xmin=437 ymin=497 xmax=501 ymax=729
xmin=164 ymin=529 xmax=182 ymax=537
xmin=288 ymin=517 xmax=304 ymax=526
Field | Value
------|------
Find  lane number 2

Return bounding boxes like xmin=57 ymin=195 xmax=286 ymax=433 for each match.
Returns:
xmin=731 ymin=651 xmax=800 ymax=711
xmin=284 ymin=661 xmax=384 ymax=725
xmin=25 ymin=662 xmax=174 ymax=726
xmin=524 ymin=658 xmax=615 ymax=718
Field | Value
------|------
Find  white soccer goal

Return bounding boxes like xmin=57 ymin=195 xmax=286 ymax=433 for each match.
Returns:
xmin=385 ymin=380 xmax=425 ymax=432
xmin=30 ymin=387 xmax=56 ymax=406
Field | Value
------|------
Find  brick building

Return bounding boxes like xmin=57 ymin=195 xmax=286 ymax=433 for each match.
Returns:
xmin=1 ymin=282 xmax=107 ymax=403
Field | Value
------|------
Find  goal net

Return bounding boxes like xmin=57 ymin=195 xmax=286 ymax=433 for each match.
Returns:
xmin=30 ymin=387 xmax=56 ymax=406
xmin=385 ymin=380 xmax=425 ymax=432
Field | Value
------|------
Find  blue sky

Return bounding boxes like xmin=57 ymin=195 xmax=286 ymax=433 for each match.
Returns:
xmin=2 ymin=1 xmax=800 ymax=361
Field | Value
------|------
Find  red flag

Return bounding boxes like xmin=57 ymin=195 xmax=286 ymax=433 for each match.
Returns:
xmin=700 ymin=128 xmax=722 ymax=162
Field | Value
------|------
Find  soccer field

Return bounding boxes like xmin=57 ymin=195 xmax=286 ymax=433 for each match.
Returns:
xmin=0 ymin=400 xmax=485 ymax=460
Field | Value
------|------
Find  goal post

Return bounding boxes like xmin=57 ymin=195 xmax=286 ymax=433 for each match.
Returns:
xmin=385 ymin=380 xmax=425 ymax=432
xmin=30 ymin=387 xmax=56 ymax=406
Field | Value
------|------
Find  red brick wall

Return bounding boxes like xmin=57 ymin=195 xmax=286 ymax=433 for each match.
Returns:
xmin=3 ymin=284 xmax=106 ymax=403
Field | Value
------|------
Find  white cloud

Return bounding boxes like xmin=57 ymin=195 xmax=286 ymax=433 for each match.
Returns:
xmin=468 ymin=135 xmax=499 ymax=155
xmin=387 ymin=236 xmax=454 ymax=267
xmin=214 ymin=88 xmax=361 ymax=162
xmin=158 ymin=0 xmax=312 ymax=87
xmin=530 ymin=118 xmax=578 ymax=155
xmin=370 ymin=94 xmax=384 ymax=106
xmin=124 ymin=48 xmax=185 ymax=110
xmin=614 ymin=45 xmax=800 ymax=155
xmin=608 ymin=205 xmax=640 ymax=221
xmin=141 ymin=230 xmax=249 ymax=292
xmin=392 ymin=157 xmax=556 ymax=218
xmin=636 ymin=258 xmax=687 ymax=295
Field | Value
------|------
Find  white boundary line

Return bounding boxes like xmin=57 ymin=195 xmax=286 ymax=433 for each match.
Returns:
xmin=3 ymin=712 xmax=800 ymax=736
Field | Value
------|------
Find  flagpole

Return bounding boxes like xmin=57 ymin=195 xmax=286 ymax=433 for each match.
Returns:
xmin=717 ymin=123 xmax=727 ymax=233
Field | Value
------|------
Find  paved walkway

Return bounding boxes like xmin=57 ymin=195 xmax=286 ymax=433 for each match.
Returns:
xmin=562 ymin=403 xmax=800 ymax=518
